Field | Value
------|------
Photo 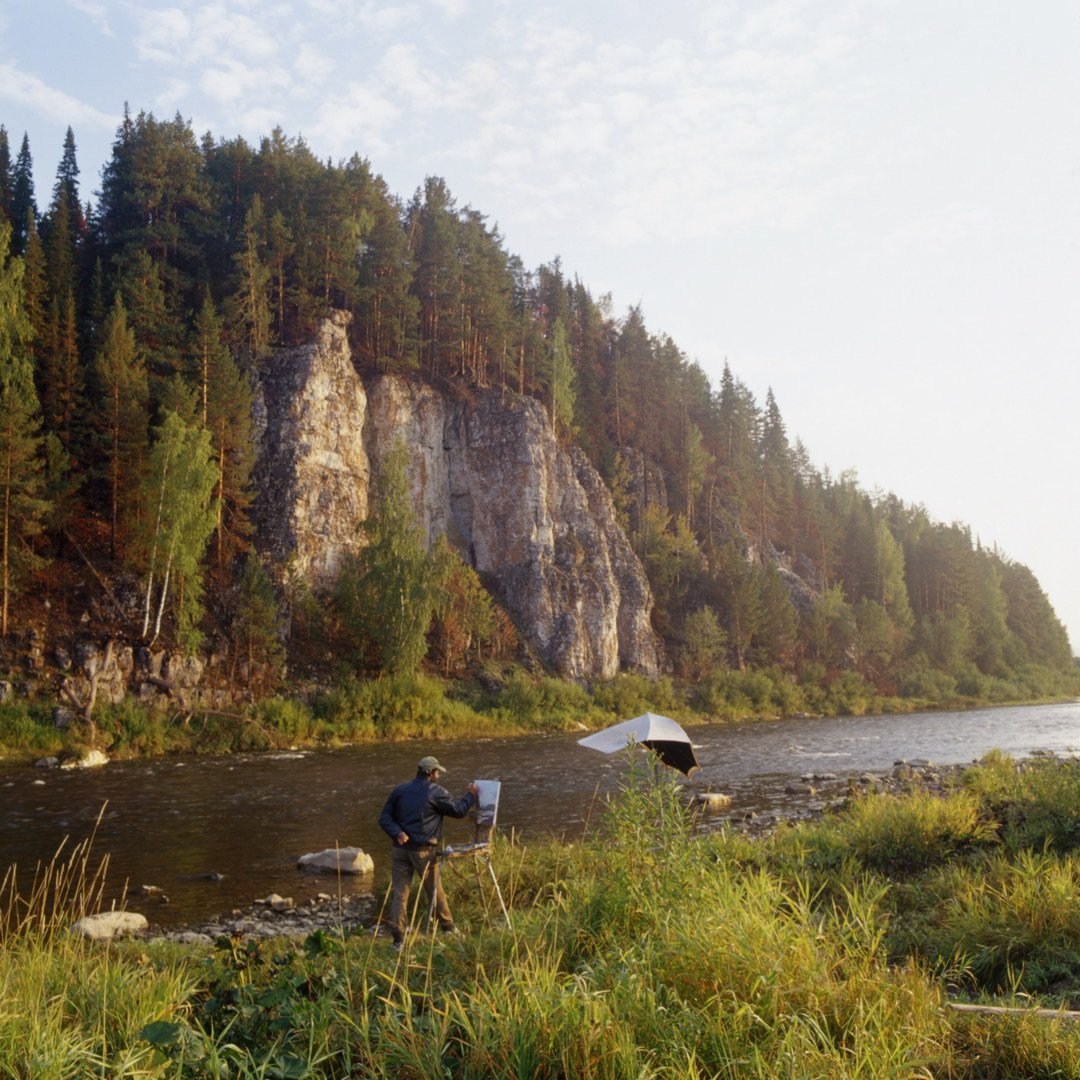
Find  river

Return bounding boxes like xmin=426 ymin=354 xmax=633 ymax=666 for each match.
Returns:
xmin=2 ymin=700 xmax=1079 ymax=927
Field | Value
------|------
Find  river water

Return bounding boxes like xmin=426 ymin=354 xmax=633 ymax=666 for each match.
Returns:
xmin=2 ymin=700 xmax=1079 ymax=927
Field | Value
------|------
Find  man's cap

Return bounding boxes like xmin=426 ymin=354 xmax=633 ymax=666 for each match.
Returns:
xmin=418 ymin=755 xmax=446 ymax=774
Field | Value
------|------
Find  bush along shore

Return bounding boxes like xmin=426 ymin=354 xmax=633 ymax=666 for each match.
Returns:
xmin=2 ymin=663 xmax=1078 ymax=765
xmin=7 ymin=751 xmax=1080 ymax=1076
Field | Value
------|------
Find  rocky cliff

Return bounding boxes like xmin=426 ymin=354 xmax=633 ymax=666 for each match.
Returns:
xmin=252 ymin=311 xmax=369 ymax=591
xmin=254 ymin=318 xmax=663 ymax=680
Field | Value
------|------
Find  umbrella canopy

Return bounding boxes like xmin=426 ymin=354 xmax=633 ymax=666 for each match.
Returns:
xmin=577 ymin=712 xmax=700 ymax=776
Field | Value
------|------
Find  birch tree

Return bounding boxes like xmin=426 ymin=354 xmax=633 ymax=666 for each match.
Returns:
xmin=137 ymin=410 xmax=217 ymax=650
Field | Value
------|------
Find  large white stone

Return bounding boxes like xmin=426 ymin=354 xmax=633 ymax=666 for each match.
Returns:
xmin=71 ymin=911 xmax=148 ymax=940
xmin=297 ymin=847 xmax=374 ymax=875
xmin=60 ymin=749 xmax=108 ymax=770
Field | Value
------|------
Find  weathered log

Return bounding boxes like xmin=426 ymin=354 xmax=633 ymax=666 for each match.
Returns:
xmin=948 ymin=1001 xmax=1080 ymax=1021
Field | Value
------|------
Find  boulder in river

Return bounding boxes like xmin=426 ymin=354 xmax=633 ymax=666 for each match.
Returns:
xmin=297 ymin=847 xmax=374 ymax=875
xmin=696 ymin=792 xmax=733 ymax=811
xmin=60 ymin=749 xmax=108 ymax=770
xmin=71 ymin=911 xmax=148 ymax=941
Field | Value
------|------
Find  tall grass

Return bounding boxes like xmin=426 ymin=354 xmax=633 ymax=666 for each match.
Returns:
xmin=0 ymin=811 xmax=199 ymax=1078
xmin=11 ymin=754 xmax=1080 ymax=1075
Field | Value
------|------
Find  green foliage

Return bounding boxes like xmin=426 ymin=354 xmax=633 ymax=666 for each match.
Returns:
xmin=134 ymin=409 xmax=219 ymax=651
xmin=896 ymin=848 xmax=1080 ymax=994
xmin=777 ymin=790 xmax=996 ymax=876
xmin=675 ymin=605 xmax=726 ymax=680
xmin=335 ymin=444 xmax=447 ymax=676
xmin=94 ymin=292 xmax=148 ymax=560
xmin=0 ymin=217 xmax=48 ymax=637
xmin=0 ymin=700 xmax=60 ymax=756
xmin=231 ymin=554 xmax=285 ymax=689
xmin=16 ymin=757 xmax=1080 ymax=1074
xmin=963 ymin=752 xmax=1080 ymax=853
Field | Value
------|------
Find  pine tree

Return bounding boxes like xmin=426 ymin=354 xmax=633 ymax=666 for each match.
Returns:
xmin=42 ymin=290 xmax=82 ymax=451
xmin=95 ymin=294 xmax=148 ymax=559
xmin=118 ymin=247 xmax=182 ymax=386
xmin=21 ymin=211 xmax=47 ymax=368
xmin=0 ymin=219 xmax=49 ymax=637
xmin=52 ymin=127 xmax=83 ymax=232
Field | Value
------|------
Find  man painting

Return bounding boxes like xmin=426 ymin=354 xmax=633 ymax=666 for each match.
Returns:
xmin=378 ymin=755 xmax=478 ymax=947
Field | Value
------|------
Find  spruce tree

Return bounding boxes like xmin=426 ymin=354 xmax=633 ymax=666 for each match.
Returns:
xmin=0 ymin=127 xmax=11 ymax=226
xmin=0 ymin=219 xmax=49 ymax=637
xmin=231 ymin=554 xmax=284 ymax=687
xmin=225 ymin=195 xmax=272 ymax=360
xmin=95 ymin=294 xmax=148 ymax=559
xmin=10 ymin=134 xmax=36 ymax=255
xmin=195 ymin=297 xmax=255 ymax=571
xmin=543 ymin=317 xmax=576 ymax=436
xmin=334 ymin=443 xmax=448 ymax=676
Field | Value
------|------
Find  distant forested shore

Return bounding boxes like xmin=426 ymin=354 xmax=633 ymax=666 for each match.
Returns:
xmin=0 ymin=111 xmax=1074 ymax=749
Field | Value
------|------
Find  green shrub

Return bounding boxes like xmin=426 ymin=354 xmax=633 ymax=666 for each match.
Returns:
xmin=964 ymin=753 xmax=1080 ymax=853
xmin=896 ymin=849 xmax=1080 ymax=994
xmin=773 ymin=790 xmax=997 ymax=875
xmin=0 ymin=701 xmax=60 ymax=757
xmin=589 ymin=673 xmax=679 ymax=719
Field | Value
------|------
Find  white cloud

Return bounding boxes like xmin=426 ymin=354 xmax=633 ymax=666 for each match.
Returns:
xmin=294 ymin=43 xmax=332 ymax=84
xmin=432 ymin=0 xmax=468 ymax=17
xmin=0 ymin=62 xmax=117 ymax=130
xmin=313 ymin=80 xmax=401 ymax=160
xmin=132 ymin=7 xmax=191 ymax=63
xmin=201 ymin=58 xmax=291 ymax=107
xmin=67 ymin=0 xmax=115 ymax=37
xmin=133 ymin=3 xmax=280 ymax=66
xmin=377 ymin=43 xmax=443 ymax=111
xmin=309 ymin=0 xmax=419 ymax=33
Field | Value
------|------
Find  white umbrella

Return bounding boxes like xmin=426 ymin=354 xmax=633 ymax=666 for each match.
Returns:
xmin=577 ymin=712 xmax=700 ymax=775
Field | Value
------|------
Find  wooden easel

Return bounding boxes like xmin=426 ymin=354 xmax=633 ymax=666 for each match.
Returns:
xmin=436 ymin=780 xmax=512 ymax=928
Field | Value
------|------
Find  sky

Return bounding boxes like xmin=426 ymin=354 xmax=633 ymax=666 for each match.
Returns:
xmin=1 ymin=0 xmax=1078 ymax=653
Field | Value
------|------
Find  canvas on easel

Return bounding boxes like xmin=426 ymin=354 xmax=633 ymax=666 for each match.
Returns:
xmin=473 ymin=779 xmax=501 ymax=844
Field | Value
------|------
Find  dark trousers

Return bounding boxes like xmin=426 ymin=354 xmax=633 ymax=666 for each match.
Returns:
xmin=389 ymin=845 xmax=454 ymax=940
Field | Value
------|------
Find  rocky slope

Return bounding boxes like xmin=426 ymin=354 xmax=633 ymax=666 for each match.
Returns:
xmin=253 ymin=316 xmax=663 ymax=680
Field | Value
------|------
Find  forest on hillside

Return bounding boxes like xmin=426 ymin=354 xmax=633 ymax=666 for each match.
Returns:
xmin=0 ymin=110 xmax=1073 ymax=707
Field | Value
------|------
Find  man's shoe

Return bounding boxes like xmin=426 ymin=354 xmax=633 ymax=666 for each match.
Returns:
xmin=442 ymin=925 xmax=461 ymax=937
xmin=391 ymin=938 xmax=404 ymax=951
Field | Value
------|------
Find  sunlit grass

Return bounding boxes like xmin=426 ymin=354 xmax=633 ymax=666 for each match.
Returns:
xmin=9 ymin=754 xmax=1080 ymax=1075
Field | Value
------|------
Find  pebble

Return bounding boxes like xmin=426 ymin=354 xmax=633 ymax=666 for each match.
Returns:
xmin=149 ymin=892 xmax=377 ymax=945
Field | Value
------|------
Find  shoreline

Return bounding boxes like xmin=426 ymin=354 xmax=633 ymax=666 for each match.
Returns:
xmin=4 ymin=690 xmax=1076 ymax=770
xmin=140 ymin=755 xmax=991 ymax=944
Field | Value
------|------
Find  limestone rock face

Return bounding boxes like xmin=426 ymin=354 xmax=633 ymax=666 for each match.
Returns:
xmin=365 ymin=379 xmax=663 ymax=680
xmin=255 ymin=321 xmax=663 ymax=680
xmin=253 ymin=310 xmax=369 ymax=590
xmin=363 ymin=375 xmax=453 ymax=546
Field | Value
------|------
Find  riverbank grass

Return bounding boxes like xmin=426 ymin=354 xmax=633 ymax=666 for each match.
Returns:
xmin=9 ymin=754 xmax=1080 ymax=1075
xmin=2 ymin=661 xmax=1077 ymax=763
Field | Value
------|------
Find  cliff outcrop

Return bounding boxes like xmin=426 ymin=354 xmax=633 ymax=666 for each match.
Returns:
xmin=252 ymin=311 xmax=369 ymax=591
xmin=254 ymin=321 xmax=663 ymax=680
